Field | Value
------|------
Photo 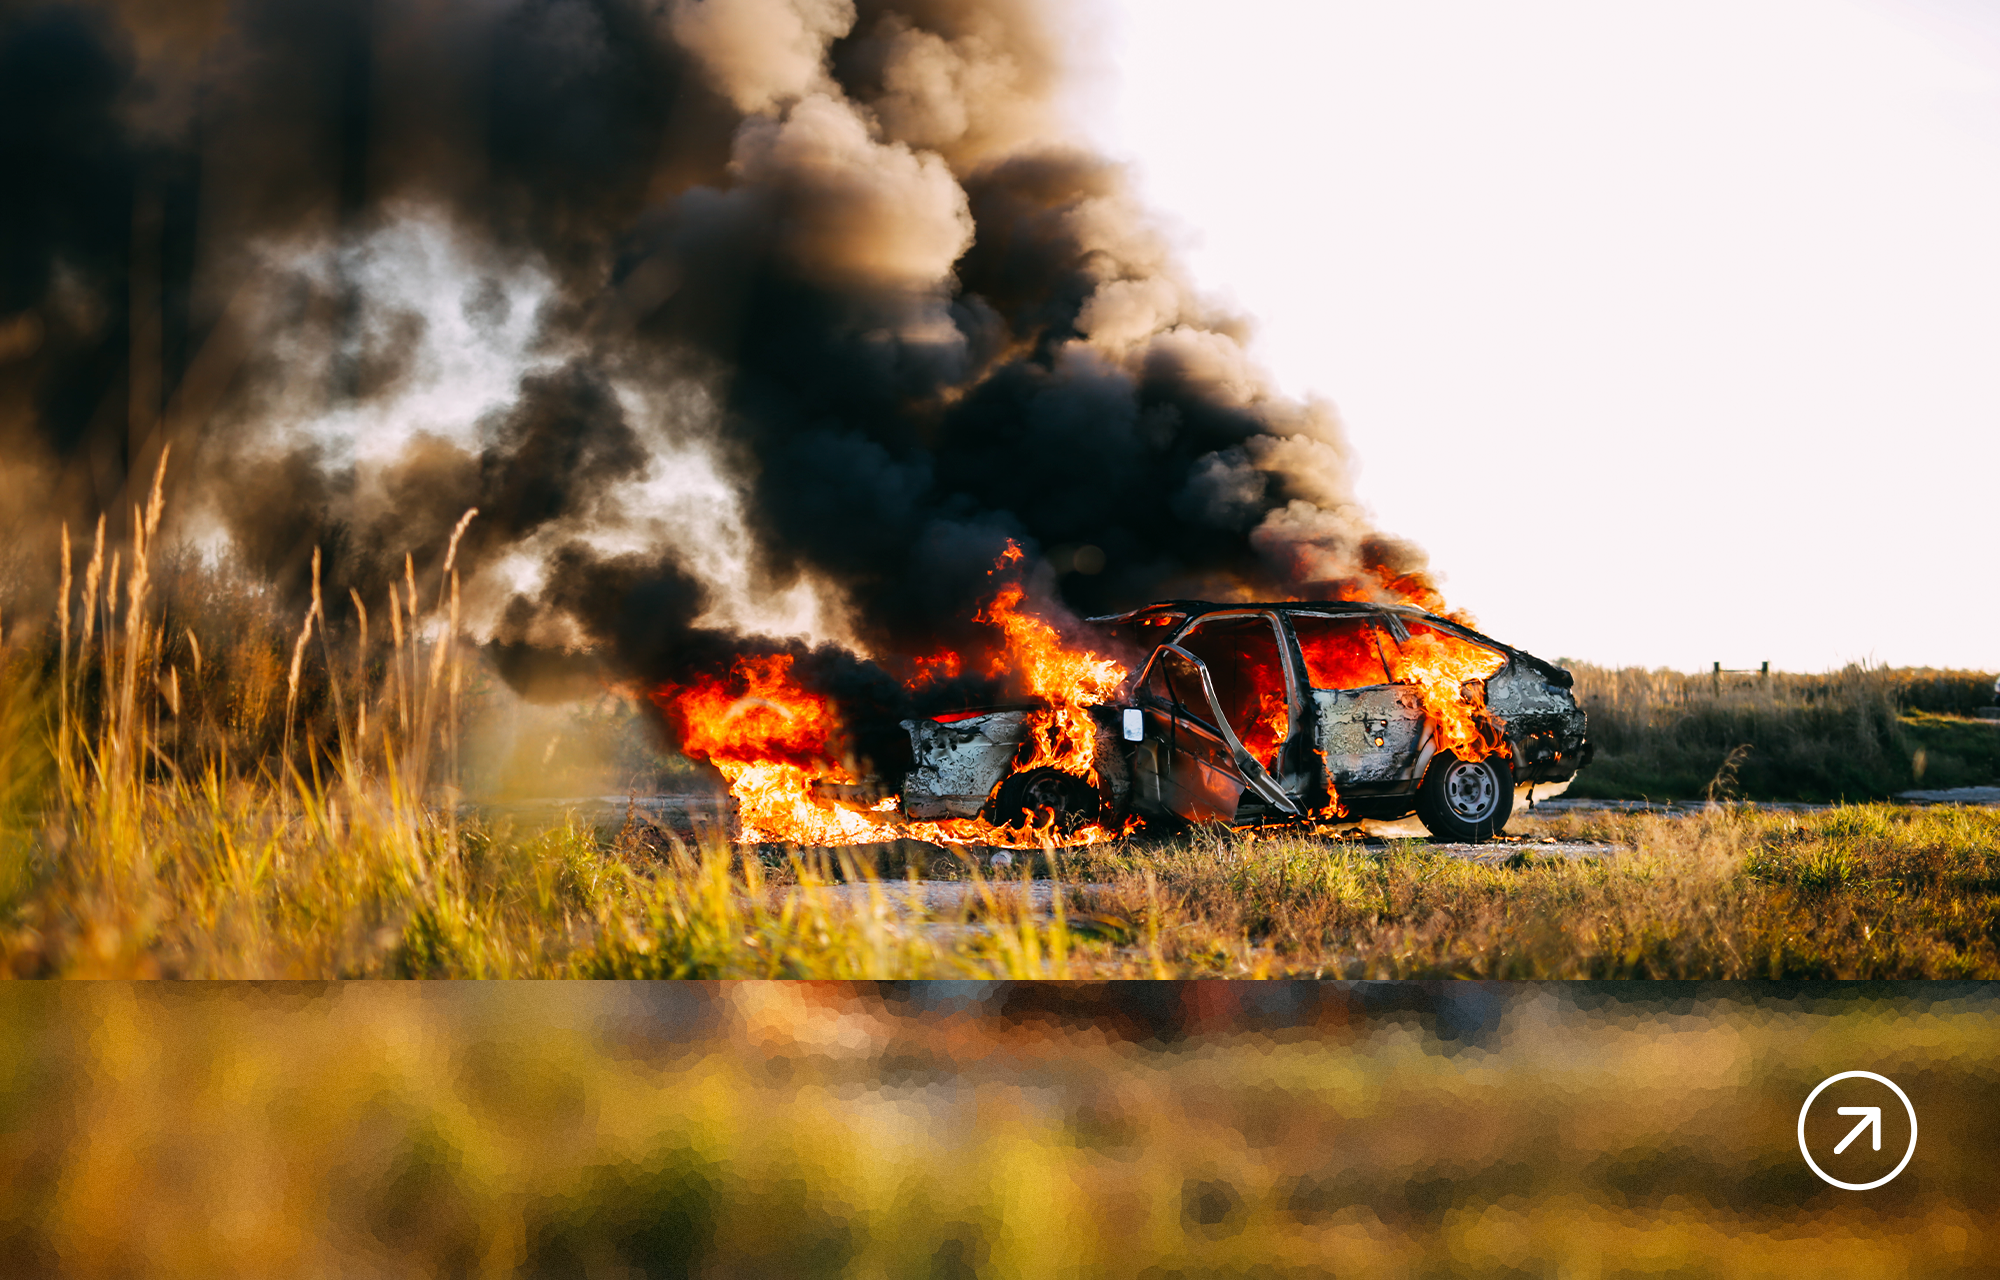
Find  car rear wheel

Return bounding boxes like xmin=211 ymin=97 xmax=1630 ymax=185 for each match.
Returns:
xmin=989 ymin=767 xmax=1101 ymax=836
xmin=1414 ymin=751 xmax=1514 ymax=843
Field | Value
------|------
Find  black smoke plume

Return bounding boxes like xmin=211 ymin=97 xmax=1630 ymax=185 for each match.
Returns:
xmin=0 ymin=0 xmax=1446 ymax=748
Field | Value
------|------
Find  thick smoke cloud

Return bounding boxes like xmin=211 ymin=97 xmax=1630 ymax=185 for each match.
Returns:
xmin=0 ymin=0 xmax=1447 ymax=720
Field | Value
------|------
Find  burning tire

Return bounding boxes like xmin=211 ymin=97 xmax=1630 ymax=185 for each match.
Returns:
xmin=1414 ymin=751 xmax=1514 ymax=843
xmin=989 ymin=767 xmax=1101 ymax=836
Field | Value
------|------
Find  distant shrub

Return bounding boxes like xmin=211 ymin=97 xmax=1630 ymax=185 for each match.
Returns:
xmin=1559 ymin=663 xmax=2000 ymax=801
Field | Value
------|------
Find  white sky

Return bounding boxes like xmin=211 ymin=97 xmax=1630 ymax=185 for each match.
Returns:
xmin=1089 ymin=0 xmax=2000 ymax=672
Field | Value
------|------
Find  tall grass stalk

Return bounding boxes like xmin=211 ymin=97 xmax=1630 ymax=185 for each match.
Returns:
xmin=3 ymin=475 xmax=1995 ymax=977
xmin=2 ymin=479 xmax=1093 ymax=975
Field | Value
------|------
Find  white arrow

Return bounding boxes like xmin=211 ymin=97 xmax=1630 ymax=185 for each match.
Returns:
xmin=1834 ymin=1107 xmax=1882 ymax=1154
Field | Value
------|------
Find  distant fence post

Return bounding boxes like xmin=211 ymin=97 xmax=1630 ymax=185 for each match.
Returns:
xmin=1712 ymin=661 xmax=1772 ymax=691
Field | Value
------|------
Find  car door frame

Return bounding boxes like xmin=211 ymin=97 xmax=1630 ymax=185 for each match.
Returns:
xmin=1133 ymin=642 xmax=1301 ymax=823
xmin=1282 ymin=609 xmax=1434 ymax=793
xmin=1170 ymin=609 xmax=1314 ymax=781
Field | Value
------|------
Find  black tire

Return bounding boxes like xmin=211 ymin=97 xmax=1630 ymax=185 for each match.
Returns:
xmin=1414 ymin=751 xmax=1514 ymax=842
xmin=989 ymin=767 xmax=1101 ymax=835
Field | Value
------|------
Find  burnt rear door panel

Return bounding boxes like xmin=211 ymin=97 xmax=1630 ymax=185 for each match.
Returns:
xmin=1315 ymin=686 xmax=1425 ymax=786
xmin=1288 ymin=612 xmax=1427 ymax=790
xmin=1173 ymin=613 xmax=1297 ymax=775
xmin=1131 ymin=645 xmax=1303 ymax=823
xmin=1163 ymin=715 xmax=1246 ymax=823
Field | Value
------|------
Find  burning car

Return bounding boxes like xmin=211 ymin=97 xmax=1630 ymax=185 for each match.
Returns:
xmin=900 ymin=601 xmax=1589 ymax=842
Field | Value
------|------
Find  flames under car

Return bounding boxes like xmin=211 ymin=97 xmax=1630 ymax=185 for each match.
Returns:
xmin=898 ymin=601 xmax=1591 ymax=842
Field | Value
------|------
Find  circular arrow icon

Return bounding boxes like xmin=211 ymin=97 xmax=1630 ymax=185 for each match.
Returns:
xmin=1797 ymin=1071 xmax=1917 ymax=1190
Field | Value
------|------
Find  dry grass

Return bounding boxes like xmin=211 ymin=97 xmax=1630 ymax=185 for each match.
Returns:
xmin=3 ymin=479 xmax=1997 ymax=978
xmin=1565 ymin=660 xmax=1999 ymax=800
xmin=1061 ymin=805 xmax=2000 ymax=978
xmin=0 ymin=481 xmax=1112 ymax=978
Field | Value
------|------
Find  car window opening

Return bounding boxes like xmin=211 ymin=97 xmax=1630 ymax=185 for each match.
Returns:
xmin=1142 ymin=653 xmax=1180 ymax=710
xmin=1383 ymin=622 xmax=1506 ymax=685
xmin=1292 ymin=614 xmax=1394 ymax=690
xmin=1149 ymin=649 xmax=1213 ymax=729
xmin=1175 ymin=615 xmax=1289 ymax=770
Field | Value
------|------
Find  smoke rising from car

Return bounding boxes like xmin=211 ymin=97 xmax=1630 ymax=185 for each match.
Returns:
xmin=0 ymin=0 xmax=1448 ymax=725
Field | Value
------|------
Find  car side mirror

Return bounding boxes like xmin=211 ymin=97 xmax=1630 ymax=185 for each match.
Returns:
xmin=1122 ymin=708 xmax=1144 ymax=741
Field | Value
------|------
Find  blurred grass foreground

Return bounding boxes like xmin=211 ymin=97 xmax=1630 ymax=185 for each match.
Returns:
xmin=1 ymin=982 xmax=1994 ymax=1277
xmin=3 ymin=478 xmax=2000 ymax=977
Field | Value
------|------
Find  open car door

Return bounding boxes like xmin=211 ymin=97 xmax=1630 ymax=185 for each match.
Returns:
xmin=1134 ymin=645 xmax=1301 ymax=824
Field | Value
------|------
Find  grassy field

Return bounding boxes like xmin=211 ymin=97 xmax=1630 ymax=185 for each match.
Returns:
xmin=1 ymin=982 xmax=1994 ymax=1276
xmin=1066 ymin=805 xmax=2000 ymax=979
xmin=1565 ymin=661 xmax=1999 ymax=801
xmin=3 ymin=507 xmax=1998 ymax=979
xmin=7 ymin=747 xmax=1999 ymax=979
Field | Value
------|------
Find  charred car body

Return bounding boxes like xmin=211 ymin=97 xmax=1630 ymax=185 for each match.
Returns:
xmin=900 ymin=602 xmax=1590 ymax=842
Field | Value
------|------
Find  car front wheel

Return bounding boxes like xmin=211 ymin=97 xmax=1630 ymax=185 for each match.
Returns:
xmin=988 ymin=767 xmax=1101 ymax=836
xmin=1414 ymin=751 xmax=1514 ymax=843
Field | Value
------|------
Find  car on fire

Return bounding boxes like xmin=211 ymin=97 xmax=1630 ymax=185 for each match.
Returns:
xmin=899 ymin=601 xmax=1590 ymax=842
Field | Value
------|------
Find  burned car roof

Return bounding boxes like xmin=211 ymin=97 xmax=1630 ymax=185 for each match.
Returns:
xmin=1087 ymin=600 xmax=1573 ymax=688
xmin=1089 ymin=599 xmax=1451 ymax=626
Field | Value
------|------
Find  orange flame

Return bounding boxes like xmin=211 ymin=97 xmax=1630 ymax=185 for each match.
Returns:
xmin=977 ymin=580 xmax=1127 ymax=784
xmin=654 ymin=655 xmax=888 ymax=845
xmin=1385 ymin=623 xmax=1508 ymax=761
xmin=667 ymin=654 xmax=836 ymax=770
xmin=1241 ymin=686 xmax=1290 ymax=769
xmin=906 ymin=651 xmax=962 ymax=688
xmin=653 ymin=559 xmax=1130 ymax=848
xmin=653 ymin=554 xmax=1500 ymax=846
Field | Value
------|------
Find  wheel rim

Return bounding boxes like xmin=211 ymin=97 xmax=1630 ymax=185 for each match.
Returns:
xmin=1442 ymin=758 xmax=1499 ymax=822
xmin=1023 ymin=774 xmax=1070 ymax=812
xmin=1019 ymin=771 xmax=1091 ymax=829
